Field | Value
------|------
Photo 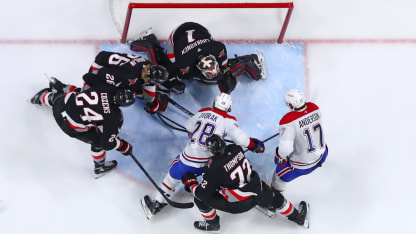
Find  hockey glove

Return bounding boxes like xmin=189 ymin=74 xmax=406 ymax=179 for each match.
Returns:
xmin=116 ymin=139 xmax=133 ymax=156
xmin=248 ymin=138 xmax=265 ymax=153
xmin=144 ymin=99 xmax=159 ymax=114
xmin=181 ymin=173 xmax=199 ymax=193
xmin=274 ymin=147 xmax=287 ymax=167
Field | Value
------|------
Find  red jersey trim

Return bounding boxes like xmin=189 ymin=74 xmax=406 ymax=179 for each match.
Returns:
xmin=198 ymin=107 xmax=237 ymax=121
xmin=279 ymin=102 xmax=319 ymax=125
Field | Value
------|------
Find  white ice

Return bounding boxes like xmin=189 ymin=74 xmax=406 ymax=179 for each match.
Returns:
xmin=1 ymin=1 xmax=416 ymax=234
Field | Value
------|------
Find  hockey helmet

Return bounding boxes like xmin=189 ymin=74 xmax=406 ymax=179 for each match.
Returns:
xmin=213 ymin=92 xmax=232 ymax=112
xmin=285 ymin=89 xmax=306 ymax=111
xmin=149 ymin=65 xmax=169 ymax=83
xmin=196 ymin=54 xmax=220 ymax=79
xmin=114 ymin=89 xmax=136 ymax=107
xmin=206 ymin=134 xmax=226 ymax=156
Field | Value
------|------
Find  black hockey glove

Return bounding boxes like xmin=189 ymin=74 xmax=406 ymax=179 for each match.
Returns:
xmin=248 ymin=138 xmax=265 ymax=153
xmin=217 ymin=71 xmax=236 ymax=94
xmin=181 ymin=173 xmax=199 ymax=193
xmin=144 ymin=99 xmax=159 ymax=114
xmin=116 ymin=139 xmax=133 ymax=156
xmin=274 ymin=147 xmax=287 ymax=167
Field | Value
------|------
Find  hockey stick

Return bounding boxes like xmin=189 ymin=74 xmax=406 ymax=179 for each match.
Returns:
xmin=168 ymin=98 xmax=194 ymax=117
xmin=156 ymin=112 xmax=187 ymax=133
xmin=129 ymin=153 xmax=194 ymax=209
xmin=244 ymin=132 xmax=280 ymax=153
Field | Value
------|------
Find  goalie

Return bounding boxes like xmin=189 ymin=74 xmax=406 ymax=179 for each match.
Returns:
xmin=130 ymin=22 xmax=266 ymax=95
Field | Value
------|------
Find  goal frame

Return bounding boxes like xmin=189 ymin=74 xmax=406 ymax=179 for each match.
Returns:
xmin=120 ymin=2 xmax=294 ymax=44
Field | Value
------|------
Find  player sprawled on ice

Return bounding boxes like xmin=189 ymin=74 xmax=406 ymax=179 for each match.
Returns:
xmin=130 ymin=22 xmax=266 ymax=96
xmin=261 ymin=89 xmax=329 ymax=216
xmin=141 ymin=92 xmax=265 ymax=219
xmin=180 ymin=135 xmax=310 ymax=232
xmin=30 ymin=80 xmax=135 ymax=178
xmin=82 ymin=51 xmax=169 ymax=114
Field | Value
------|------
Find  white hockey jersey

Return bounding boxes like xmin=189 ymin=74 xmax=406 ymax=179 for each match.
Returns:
xmin=278 ymin=102 xmax=327 ymax=169
xmin=182 ymin=107 xmax=251 ymax=168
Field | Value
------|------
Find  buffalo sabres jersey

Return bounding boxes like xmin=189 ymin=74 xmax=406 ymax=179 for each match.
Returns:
xmin=278 ymin=102 xmax=326 ymax=169
xmin=182 ymin=107 xmax=250 ymax=168
xmin=166 ymin=22 xmax=228 ymax=82
xmin=83 ymin=51 xmax=156 ymax=101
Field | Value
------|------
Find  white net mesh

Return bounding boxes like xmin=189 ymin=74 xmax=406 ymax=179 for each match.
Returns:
xmin=109 ymin=0 xmax=293 ymax=42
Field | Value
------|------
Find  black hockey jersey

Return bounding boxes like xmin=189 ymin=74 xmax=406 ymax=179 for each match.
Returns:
xmin=167 ymin=22 xmax=228 ymax=83
xmin=61 ymin=86 xmax=124 ymax=150
xmin=83 ymin=51 xmax=156 ymax=100
xmin=194 ymin=144 xmax=261 ymax=203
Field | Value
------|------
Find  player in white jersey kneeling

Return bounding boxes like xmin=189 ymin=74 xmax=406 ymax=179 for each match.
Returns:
xmin=141 ymin=93 xmax=265 ymax=219
xmin=272 ymin=89 xmax=329 ymax=193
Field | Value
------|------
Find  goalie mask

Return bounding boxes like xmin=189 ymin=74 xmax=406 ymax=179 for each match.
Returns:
xmin=206 ymin=134 xmax=226 ymax=156
xmin=197 ymin=55 xmax=220 ymax=79
xmin=213 ymin=92 xmax=232 ymax=112
xmin=285 ymin=89 xmax=306 ymax=111
xmin=114 ymin=89 xmax=136 ymax=107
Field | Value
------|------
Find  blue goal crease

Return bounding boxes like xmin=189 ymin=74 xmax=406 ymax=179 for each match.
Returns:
xmin=99 ymin=42 xmax=304 ymax=184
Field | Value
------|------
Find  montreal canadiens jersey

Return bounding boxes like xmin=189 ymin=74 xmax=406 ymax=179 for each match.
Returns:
xmin=278 ymin=102 xmax=326 ymax=169
xmin=182 ymin=107 xmax=250 ymax=168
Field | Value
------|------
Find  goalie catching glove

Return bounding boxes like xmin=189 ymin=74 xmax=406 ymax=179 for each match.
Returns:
xmin=248 ymin=138 xmax=265 ymax=153
xmin=274 ymin=147 xmax=287 ymax=167
xmin=116 ymin=139 xmax=133 ymax=156
xmin=181 ymin=173 xmax=199 ymax=193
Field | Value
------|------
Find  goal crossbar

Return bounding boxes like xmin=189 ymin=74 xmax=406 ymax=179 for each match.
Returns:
xmin=121 ymin=2 xmax=294 ymax=44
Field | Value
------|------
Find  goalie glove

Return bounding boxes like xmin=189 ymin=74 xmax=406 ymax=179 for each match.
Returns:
xmin=274 ymin=147 xmax=287 ymax=167
xmin=181 ymin=173 xmax=199 ymax=193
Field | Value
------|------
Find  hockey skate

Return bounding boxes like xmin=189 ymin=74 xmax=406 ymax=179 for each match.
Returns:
xmin=290 ymin=201 xmax=310 ymax=228
xmin=194 ymin=216 xmax=220 ymax=233
xmin=30 ymin=88 xmax=52 ymax=105
xmin=140 ymin=195 xmax=167 ymax=220
xmin=94 ymin=160 xmax=118 ymax=179
xmin=48 ymin=76 xmax=74 ymax=94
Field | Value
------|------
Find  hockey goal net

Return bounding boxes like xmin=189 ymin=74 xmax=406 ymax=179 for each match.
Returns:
xmin=109 ymin=0 xmax=294 ymax=44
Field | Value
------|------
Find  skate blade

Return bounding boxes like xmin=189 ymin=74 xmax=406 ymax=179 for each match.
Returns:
xmin=94 ymin=171 xmax=111 ymax=179
xmin=140 ymin=198 xmax=153 ymax=220
xmin=257 ymin=53 xmax=267 ymax=80
xmin=255 ymin=205 xmax=275 ymax=218
xmin=303 ymin=202 xmax=310 ymax=229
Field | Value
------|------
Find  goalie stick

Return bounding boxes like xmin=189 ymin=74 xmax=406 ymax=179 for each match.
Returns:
xmin=129 ymin=153 xmax=194 ymax=209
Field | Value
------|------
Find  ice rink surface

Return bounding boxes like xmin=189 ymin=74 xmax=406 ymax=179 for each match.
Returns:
xmin=1 ymin=1 xmax=416 ymax=234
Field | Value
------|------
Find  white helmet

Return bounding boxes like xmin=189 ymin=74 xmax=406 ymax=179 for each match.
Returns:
xmin=213 ymin=93 xmax=232 ymax=112
xmin=196 ymin=55 xmax=220 ymax=79
xmin=285 ymin=89 xmax=306 ymax=111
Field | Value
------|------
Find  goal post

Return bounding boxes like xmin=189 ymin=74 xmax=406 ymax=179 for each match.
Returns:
xmin=110 ymin=0 xmax=294 ymax=44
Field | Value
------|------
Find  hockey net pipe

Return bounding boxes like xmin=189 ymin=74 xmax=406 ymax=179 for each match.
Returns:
xmin=117 ymin=2 xmax=294 ymax=44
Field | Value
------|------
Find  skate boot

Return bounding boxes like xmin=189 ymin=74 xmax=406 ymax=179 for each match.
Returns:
xmin=48 ymin=77 xmax=76 ymax=94
xmin=158 ymin=76 xmax=185 ymax=94
xmin=194 ymin=216 xmax=220 ymax=233
xmin=30 ymin=88 xmax=52 ymax=106
xmin=141 ymin=195 xmax=167 ymax=220
xmin=288 ymin=201 xmax=310 ymax=228
xmin=94 ymin=160 xmax=118 ymax=178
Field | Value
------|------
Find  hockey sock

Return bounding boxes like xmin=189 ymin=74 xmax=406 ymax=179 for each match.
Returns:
xmin=155 ymin=173 xmax=180 ymax=203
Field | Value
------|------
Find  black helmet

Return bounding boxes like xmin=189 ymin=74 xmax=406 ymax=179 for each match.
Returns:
xmin=114 ymin=89 xmax=136 ymax=107
xmin=206 ymin=134 xmax=226 ymax=156
xmin=149 ymin=65 xmax=169 ymax=83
